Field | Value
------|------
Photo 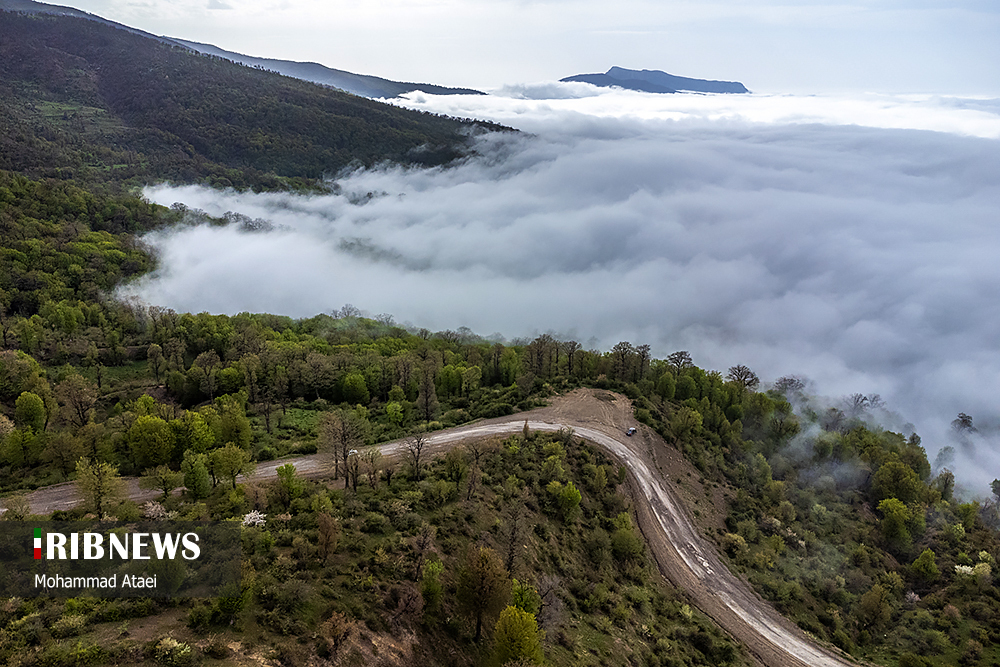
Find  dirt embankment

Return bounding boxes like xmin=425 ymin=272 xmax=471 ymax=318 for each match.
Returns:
xmin=3 ymin=389 xmax=858 ymax=667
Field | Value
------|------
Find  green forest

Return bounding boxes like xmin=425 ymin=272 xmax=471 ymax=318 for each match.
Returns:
xmin=2 ymin=7 xmax=1000 ymax=667
xmin=0 ymin=12 xmax=508 ymax=191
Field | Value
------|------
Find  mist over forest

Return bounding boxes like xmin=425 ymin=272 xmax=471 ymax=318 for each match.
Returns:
xmin=123 ymin=87 xmax=1000 ymax=493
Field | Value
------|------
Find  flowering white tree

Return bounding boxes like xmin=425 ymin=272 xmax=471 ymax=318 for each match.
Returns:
xmin=242 ymin=509 xmax=266 ymax=527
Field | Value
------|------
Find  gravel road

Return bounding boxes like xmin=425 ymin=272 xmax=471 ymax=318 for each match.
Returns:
xmin=2 ymin=389 xmax=858 ymax=667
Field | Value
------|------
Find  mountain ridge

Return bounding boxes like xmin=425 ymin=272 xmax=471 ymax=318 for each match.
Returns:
xmin=0 ymin=0 xmax=484 ymax=100
xmin=562 ymin=66 xmax=749 ymax=94
xmin=0 ymin=10 xmax=505 ymax=189
xmin=164 ymin=38 xmax=486 ymax=99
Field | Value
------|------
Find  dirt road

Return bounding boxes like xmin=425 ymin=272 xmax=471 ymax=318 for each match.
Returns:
xmin=3 ymin=389 xmax=856 ymax=667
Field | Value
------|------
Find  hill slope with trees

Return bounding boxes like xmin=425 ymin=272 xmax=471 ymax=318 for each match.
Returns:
xmin=0 ymin=11 xmax=506 ymax=191
xmin=0 ymin=10 xmax=999 ymax=666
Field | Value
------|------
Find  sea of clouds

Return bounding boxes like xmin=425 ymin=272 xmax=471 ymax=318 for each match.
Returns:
xmin=122 ymin=84 xmax=1000 ymax=492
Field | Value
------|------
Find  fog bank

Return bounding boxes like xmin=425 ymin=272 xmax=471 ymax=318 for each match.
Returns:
xmin=122 ymin=87 xmax=1000 ymax=491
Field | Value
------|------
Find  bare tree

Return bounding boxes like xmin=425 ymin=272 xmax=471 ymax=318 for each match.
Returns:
xmin=847 ymin=393 xmax=869 ymax=418
xmin=317 ymin=512 xmax=340 ymax=564
xmin=952 ymin=412 xmax=976 ymax=433
xmin=318 ymin=409 xmax=366 ymax=480
xmin=464 ymin=438 xmax=495 ymax=501
xmin=411 ymin=522 xmax=437 ymax=580
xmin=406 ymin=433 xmax=427 ymax=481
xmin=383 ymin=456 xmax=397 ymax=488
xmin=503 ymin=502 xmax=526 ymax=575
xmin=563 ymin=341 xmax=580 ymax=377
xmin=362 ymin=448 xmax=383 ymax=489
xmin=537 ymin=574 xmax=564 ymax=629
xmin=667 ymin=350 xmax=692 ymax=374
xmin=773 ymin=376 xmax=805 ymax=396
xmin=56 ymin=374 xmax=98 ymax=428
xmin=726 ymin=364 xmax=760 ymax=391
xmin=345 ymin=450 xmax=361 ymax=493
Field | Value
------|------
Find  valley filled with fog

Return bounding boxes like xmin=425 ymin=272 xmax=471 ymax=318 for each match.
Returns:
xmin=122 ymin=86 xmax=1000 ymax=492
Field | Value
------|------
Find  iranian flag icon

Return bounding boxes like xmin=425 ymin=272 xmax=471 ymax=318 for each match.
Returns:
xmin=34 ymin=528 xmax=41 ymax=559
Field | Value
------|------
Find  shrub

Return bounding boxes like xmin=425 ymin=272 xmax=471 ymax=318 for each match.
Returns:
xmin=50 ymin=613 xmax=87 ymax=638
xmin=153 ymin=637 xmax=195 ymax=667
xmin=611 ymin=528 xmax=644 ymax=563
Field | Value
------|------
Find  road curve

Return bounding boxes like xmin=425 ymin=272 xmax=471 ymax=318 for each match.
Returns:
xmin=416 ymin=420 xmax=855 ymax=667
xmin=5 ymin=392 xmax=857 ymax=667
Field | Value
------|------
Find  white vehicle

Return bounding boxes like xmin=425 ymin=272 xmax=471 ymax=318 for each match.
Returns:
xmin=626 ymin=427 xmax=637 ymax=436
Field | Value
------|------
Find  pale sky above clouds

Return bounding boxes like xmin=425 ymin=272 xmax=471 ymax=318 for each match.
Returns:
xmin=50 ymin=0 xmax=1000 ymax=94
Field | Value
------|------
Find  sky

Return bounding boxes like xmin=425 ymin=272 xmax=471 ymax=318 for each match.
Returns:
xmin=120 ymin=86 xmax=1000 ymax=492
xmin=48 ymin=0 xmax=1000 ymax=94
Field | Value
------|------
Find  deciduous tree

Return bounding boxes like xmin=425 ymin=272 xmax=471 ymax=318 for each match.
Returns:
xmin=139 ymin=464 xmax=184 ymax=500
xmin=15 ymin=391 xmax=46 ymax=433
xmin=457 ymin=546 xmax=510 ymax=641
xmin=406 ymin=433 xmax=427 ymax=481
xmin=181 ymin=451 xmax=211 ymax=499
xmin=211 ymin=443 xmax=253 ymax=489
xmin=493 ymin=606 xmax=544 ymax=665
xmin=727 ymin=364 xmax=760 ymax=391
xmin=128 ymin=415 xmax=176 ymax=470
xmin=318 ymin=409 xmax=366 ymax=480
xmin=76 ymin=457 xmax=125 ymax=517
xmin=911 ymin=548 xmax=939 ymax=583
xmin=56 ymin=374 xmax=98 ymax=428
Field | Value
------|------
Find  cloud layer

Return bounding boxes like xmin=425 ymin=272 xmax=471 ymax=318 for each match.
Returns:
xmin=124 ymin=88 xmax=1000 ymax=491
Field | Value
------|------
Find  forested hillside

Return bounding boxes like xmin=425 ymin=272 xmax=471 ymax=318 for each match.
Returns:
xmin=1 ymin=9 xmax=999 ymax=667
xmin=0 ymin=11 xmax=506 ymax=191
xmin=1 ymin=167 xmax=999 ymax=667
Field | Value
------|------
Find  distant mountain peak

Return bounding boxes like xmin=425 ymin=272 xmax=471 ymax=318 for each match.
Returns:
xmin=561 ymin=66 xmax=748 ymax=94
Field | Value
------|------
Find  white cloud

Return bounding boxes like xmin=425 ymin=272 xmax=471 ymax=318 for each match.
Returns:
xmin=122 ymin=89 xmax=1000 ymax=491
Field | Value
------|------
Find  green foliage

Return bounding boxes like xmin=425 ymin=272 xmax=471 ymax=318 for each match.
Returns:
xmin=276 ymin=463 xmax=303 ymax=505
xmin=14 ymin=391 xmax=46 ymax=432
xmin=510 ymin=579 xmax=542 ymax=616
xmin=421 ymin=559 xmax=444 ymax=615
xmin=180 ymin=451 xmax=211 ymax=499
xmin=878 ymin=497 xmax=914 ymax=552
xmin=211 ymin=395 xmax=252 ymax=449
xmin=128 ymin=415 xmax=176 ymax=470
xmin=0 ymin=14 xmax=505 ymax=190
xmin=139 ymin=464 xmax=184 ymax=500
xmin=210 ymin=443 xmax=253 ymax=489
xmin=340 ymin=372 xmax=370 ymax=405
xmin=857 ymin=583 xmax=893 ymax=631
xmin=492 ymin=606 xmax=544 ymax=665
xmin=911 ymin=548 xmax=939 ymax=584
xmin=611 ymin=525 xmax=645 ymax=563
xmin=153 ymin=637 xmax=194 ymax=667
xmin=75 ymin=457 xmax=124 ymax=516
xmin=873 ymin=459 xmax=921 ymax=504
xmin=547 ymin=479 xmax=582 ymax=523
